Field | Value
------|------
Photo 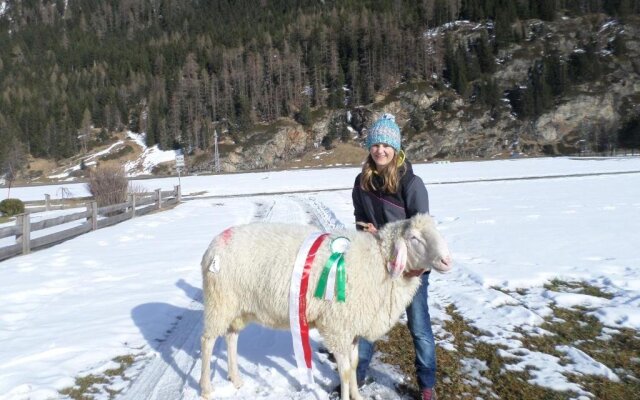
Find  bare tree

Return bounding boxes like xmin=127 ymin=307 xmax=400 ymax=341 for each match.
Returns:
xmin=1 ymin=137 xmax=28 ymax=198
xmin=80 ymin=108 xmax=93 ymax=153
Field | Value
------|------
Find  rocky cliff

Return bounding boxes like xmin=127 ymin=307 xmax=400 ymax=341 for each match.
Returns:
xmin=217 ymin=14 xmax=640 ymax=172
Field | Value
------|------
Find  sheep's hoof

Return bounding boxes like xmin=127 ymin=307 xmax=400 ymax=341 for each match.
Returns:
xmin=229 ymin=376 xmax=244 ymax=389
xmin=200 ymin=391 xmax=212 ymax=400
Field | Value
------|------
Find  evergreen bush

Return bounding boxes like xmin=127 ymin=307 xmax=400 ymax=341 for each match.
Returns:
xmin=0 ymin=198 xmax=25 ymax=216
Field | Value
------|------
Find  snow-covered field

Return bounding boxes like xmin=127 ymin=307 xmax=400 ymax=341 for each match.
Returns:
xmin=1 ymin=156 xmax=639 ymax=400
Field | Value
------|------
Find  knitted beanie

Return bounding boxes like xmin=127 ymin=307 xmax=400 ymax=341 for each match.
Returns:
xmin=366 ymin=113 xmax=401 ymax=151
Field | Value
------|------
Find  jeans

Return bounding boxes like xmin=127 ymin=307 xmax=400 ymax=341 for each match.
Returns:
xmin=356 ymin=272 xmax=436 ymax=389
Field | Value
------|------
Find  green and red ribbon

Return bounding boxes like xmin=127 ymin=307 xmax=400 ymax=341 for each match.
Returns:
xmin=289 ymin=234 xmax=350 ymax=386
xmin=314 ymin=236 xmax=349 ymax=302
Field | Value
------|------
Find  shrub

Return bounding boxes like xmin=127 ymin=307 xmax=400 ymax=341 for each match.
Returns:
xmin=0 ymin=198 xmax=25 ymax=216
xmin=86 ymin=166 xmax=128 ymax=207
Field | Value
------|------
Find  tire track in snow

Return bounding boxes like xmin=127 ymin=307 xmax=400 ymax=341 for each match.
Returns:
xmin=290 ymin=195 xmax=345 ymax=231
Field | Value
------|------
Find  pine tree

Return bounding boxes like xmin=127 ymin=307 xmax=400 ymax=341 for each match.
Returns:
xmin=296 ymin=102 xmax=312 ymax=127
xmin=569 ymin=38 xmax=602 ymax=83
xmin=477 ymin=78 xmax=501 ymax=109
xmin=476 ymin=30 xmax=496 ymax=74
xmin=544 ymin=51 xmax=568 ymax=97
xmin=494 ymin=9 xmax=514 ymax=50
xmin=233 ymin=94 xmax=252 ymax=132
xmin=530 ymin=60 xmax=553 ymax=116
xmin=618 ymin=115 xmax=640 ymax=153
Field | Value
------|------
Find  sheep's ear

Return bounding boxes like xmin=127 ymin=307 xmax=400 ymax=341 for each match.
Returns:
xmin=387 ymin=238 xmax=407 ymax=279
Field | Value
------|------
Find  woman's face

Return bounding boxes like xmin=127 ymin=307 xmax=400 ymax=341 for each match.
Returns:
xmin=369 ymin=143 xmax=395 ymax=170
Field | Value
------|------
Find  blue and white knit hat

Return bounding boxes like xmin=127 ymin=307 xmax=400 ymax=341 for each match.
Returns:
xmin=366 ymin=113 xmax=401 ymax=151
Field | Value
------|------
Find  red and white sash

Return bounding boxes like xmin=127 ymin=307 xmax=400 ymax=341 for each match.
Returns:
xmin=288 ymin=232 xmax=329 ymax=385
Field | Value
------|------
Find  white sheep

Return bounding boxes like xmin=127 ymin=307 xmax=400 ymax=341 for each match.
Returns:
xmin=199 ymin=213 xmax=452 ymax=400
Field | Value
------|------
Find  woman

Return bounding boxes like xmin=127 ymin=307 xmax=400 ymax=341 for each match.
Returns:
xmin=352 ymin=113 xmax=437 ymax=400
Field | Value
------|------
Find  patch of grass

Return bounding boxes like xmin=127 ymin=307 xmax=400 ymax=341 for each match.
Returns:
xmin=378 ymin=321 xmax=481 ymax=399
xmin=99 ymin=145 xmax=134 ymax=161
xmin=59 ymin=374 xmax=109 ymax=400
xmin=151 ymin=163 xmax=172 ymax=176
xmin=516 ymin=327 xmax=565 ymax=359
xmin=58 ymin=354 xmax=136 ymax=400
xmin=446 ymin=306 xmax=571 ymax=399
xmin=377 ymin=279 xmax=637 ymax=399
xmin=378 ymin=305 xmax=575 ymax=399
xmin=105 ymin=355 xmax=135 ymax=377
xmin=544 ymin=279 xmax=613 ymax=299
xmin=490 ymin=369 xmax=570 ymax=400
xmin=544 ymin=306 xmax=604 ymax=343
xmin=518 ymin=305 xmax=640 ymax=398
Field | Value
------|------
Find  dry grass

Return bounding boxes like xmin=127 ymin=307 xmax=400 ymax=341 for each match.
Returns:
xmin=544 ymin=278 xmax=614 ymax=299
xmin=99 ymin=144 xmax=135 ymax=162
xmin=15 ymin=132 xmax=144 ymax=185
xmin=375 ymin=300 xmax=640 ymax=399
xmin=58 ymin=354 xmax=136 ymax=400
xmin=284 ymin=142 xmax=368 ymax=170
xmin=26 ymin=157 xmax=58 ymax=181
xmin=522 ymin=305 xmax=640 ymax=400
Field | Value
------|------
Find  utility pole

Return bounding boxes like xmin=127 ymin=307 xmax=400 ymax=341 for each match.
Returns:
xmin=213 ymin=129 xmax=221 ymax=173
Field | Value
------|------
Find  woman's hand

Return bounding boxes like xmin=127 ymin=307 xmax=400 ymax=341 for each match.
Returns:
xmin=357 ymin=221 xmax=378 ymax=234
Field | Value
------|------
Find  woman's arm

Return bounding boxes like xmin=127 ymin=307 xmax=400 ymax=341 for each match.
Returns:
xmin=352 ymin=175 xmax=369 ymax=231
xmin=403 ymin=175 xmax=429 ymax=217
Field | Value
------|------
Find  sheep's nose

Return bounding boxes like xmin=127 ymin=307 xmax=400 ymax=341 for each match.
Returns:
xmin=439 ymin=255 xmax=452 ymax=272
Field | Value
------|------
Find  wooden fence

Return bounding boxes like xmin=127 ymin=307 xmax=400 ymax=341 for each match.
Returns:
xmin=23 ymin=194 xmax=92 ymax=213
xmin=0 ymin=186 xmax=181 ymax=261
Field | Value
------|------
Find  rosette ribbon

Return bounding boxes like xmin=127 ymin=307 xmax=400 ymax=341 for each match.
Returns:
xmin=314 ymin=236 xmax=349 ymax=302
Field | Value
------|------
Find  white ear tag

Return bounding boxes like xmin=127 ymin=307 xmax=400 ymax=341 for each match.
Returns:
xmin=209 ymin=254 xmax=221 ymax=273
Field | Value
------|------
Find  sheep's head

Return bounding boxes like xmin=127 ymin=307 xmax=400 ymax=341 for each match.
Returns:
xmin=386 ymin=213 xmax=452 ymax=278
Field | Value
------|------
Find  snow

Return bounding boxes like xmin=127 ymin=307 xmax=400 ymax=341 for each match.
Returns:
xmin=123 ymin=132 xmax=178 ymax=176
xmin=44 ymin=132 xmax=178 ymax=180
xmin=1 ymin=156 xmax=640 ymax=399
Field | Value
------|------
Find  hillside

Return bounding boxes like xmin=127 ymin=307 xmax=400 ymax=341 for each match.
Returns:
xmin=1 ymin=1 xmax=640 ymax=181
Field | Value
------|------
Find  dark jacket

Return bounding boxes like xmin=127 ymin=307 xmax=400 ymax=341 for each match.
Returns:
xmin=352 ymin=161 xmax=429 ymax=230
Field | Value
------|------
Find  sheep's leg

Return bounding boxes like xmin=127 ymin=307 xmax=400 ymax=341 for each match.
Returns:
xmin=334 ymin=352 xmax=350 ymax=400
xmin=349 ymin=340 xmax=363 ymax=400
xmin=226 ymin=331 xmax=244 ymax=388
xmin=334 ymin=349 xmax=363 ymax=400
xmin=199 ymin=333 xmax=216 ymax=400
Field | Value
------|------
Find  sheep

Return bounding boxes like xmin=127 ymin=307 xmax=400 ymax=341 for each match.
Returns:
xmin=199 ymin=213 xmax=452 ymax=400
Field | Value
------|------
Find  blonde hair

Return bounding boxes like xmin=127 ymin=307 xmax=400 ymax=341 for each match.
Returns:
xmin=359 ymin=151 xmax=406 ymax=194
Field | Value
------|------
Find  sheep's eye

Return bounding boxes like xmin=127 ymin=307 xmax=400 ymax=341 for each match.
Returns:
xmin=410 ymin=236 xmax=423 ymax=246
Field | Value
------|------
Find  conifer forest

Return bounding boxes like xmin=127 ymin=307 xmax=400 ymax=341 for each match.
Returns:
xmin=1 ymin=0 xmax=639 ymax=172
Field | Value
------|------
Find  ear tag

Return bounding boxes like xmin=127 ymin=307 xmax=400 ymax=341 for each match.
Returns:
xmin=209 ymin=254 xmax=221 ymax=273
